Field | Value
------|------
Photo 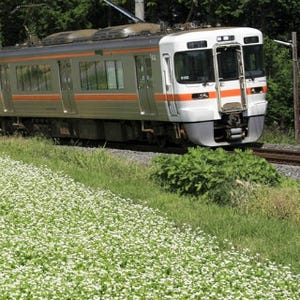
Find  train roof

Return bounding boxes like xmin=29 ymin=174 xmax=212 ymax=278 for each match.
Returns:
xmin=43 ymin=23 xmax=162 ymax=45
xmin=0 ymin=23 xmax=165 ymax=61
xmin=159 ymin=26 xmax=263 ymax=49
xmin=0 ymin=23 xmax=263 ymax=61
xmin=0 ymin=25 xmax=164 ymax=61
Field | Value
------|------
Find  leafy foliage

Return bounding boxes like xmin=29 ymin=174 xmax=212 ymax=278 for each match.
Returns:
xmin=0 ymin=0 xmax=299 ymax=45
xmin=151 ymin=147 xmax=283 ymax=204
xmin=264 ymin=37 xmax=294 ymax=128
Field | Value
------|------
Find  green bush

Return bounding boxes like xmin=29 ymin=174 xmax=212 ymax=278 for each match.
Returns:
xmin=151 ymin=147 xmax=284 ymax=205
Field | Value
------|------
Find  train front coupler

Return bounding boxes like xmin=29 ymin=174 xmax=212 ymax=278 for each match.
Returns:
xmin=224 ymin=112 xmax=246 ymax=141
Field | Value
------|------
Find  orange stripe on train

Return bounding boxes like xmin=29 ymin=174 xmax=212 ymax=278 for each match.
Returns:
xmin=0 ymin=52 xmax=95 ymax=63
xmin=155 ymin=94 xmax=193 ymax=101
xmin=155 ymin=90 xmax=243 ymax=102
xmin=75 ymin=93 xmax=138 ymax=101
xmin=103 ymin=47 xmax=159 ymax=55
xmin=0 ymin=47 xmax=159 ymax=63
xmin=156 ymin=87 xmax=267 ymax=101
xmin=12 ymin=94 xmax=61 ymax=101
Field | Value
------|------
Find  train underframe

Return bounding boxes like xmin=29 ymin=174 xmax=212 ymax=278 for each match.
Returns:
xmin=0 ymin=113 xmax=264 ymax=146
xmin=0 ymin=117 xmax=184 ymax=146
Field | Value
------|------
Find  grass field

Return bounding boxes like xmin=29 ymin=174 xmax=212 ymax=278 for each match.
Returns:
xmin=259 ymin=126 xmax=300 ymax=145
xmin=0 ymin=137 xmax=299 ymax=298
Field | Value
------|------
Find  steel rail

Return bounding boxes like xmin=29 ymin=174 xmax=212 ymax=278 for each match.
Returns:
xmin=251 ymin=148 xmax=300 ymax=166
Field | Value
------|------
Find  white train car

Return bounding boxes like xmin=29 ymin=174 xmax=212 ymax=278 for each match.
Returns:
xmin=159 ymin=26 xmax=267 ymax=146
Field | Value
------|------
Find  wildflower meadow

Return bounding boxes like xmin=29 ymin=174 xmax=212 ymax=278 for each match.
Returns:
xmin=0 ymin=155 xmax=299 ymax=299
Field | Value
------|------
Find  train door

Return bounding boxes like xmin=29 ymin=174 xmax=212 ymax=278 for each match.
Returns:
xmin=58 ymin=60 xmax=76 ymax=114
xmin=0 ymin=64 xmax=14 ymax=112
xmin=162 ymin=54 xmax=178 ymax=116
xmin=213 ymin=45 xmax=247 ymax=112
xmin=135 ymin=55 xmax=157 ymax=115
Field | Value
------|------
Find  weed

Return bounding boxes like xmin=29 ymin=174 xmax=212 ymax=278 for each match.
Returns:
xmin=242 ymin=186 xmax=300 ymax=224
xmin=151 ymin=147 xmax=283 ymax=205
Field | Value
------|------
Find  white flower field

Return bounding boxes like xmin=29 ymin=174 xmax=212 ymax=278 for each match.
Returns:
xmin=0 ymin=155 xmax=299 ymax=299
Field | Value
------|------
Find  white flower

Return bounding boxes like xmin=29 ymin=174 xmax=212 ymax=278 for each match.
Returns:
xmin=0 ymin=155 xmax=298 ymax=299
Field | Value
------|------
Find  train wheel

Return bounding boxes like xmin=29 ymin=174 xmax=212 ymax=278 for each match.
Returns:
xmin=156 ymin=136 xmax=167 ymax=147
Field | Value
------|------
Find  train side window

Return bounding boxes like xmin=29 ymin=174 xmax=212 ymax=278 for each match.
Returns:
xmin=16 ymin=66 xmax=26 ymax=91
xmin=96 ymin=61 xmax=108 ymax=89
xmin=105 ymin=60 xmax=124 ymax=90
xmin=106 ymin=61 xmax=118 ymax=89
xmin=79 ymin=62 xmax=91 ymax=90
xmin=79 ymin=60 xmax=124 ymax=90
xmin=16 ymin=66 xmax=32 ymax=91
xmin=41 ymin=65 xmax=52 ymax=90
xmin=79 ymin=61 xmax=108 ymax=90
xmin=116 ymin=61 xmax=124 ymax=89
xmin=16 ymin=64 xmax=52 ymax=92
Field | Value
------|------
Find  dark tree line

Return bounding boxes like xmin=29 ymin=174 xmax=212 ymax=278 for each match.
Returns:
xmin=0 ymin=0 xmax=299 ymax=130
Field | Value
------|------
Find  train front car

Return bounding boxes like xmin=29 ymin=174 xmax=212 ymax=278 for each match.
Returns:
xmin=159 ymin=27 xmax=267 ymax=147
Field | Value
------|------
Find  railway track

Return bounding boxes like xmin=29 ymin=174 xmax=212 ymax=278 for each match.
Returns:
xmin=104 ymin=141 xmax=300 ymax=166
xmin=118 ymin=142 xmax=300 ymax=164
xmin=60 ymin=139 xmax=300 ymax=167
xmin=251 ymin=147 xmax=300 ymax=166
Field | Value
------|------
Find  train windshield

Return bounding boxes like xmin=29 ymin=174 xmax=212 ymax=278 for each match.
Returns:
xmin=174 ymin=50 xmax=214 ymax=84
xmin=216 ymin=45 xmax=265 ymax=81
xmin=243 ymin=45 xmax=265 ymax=79
xmin=174 ymin=45 xmax=264 ymax=84
xmin=217 ymin=46 xmax=239 ymax=81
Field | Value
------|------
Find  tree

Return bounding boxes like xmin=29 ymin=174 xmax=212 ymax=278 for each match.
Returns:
xmin=264 ymin=36 xmax=294 ymax=128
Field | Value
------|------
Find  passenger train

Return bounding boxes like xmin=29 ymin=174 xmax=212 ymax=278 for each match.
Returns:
xmin=0 ymin=21 xmax=267 ymax=146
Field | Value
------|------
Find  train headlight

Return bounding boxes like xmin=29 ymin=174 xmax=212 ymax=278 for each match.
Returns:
xmin=217 ymin=35 xmax=235 ymax=42
xmin=192 ymin=92 xmax=209 ymax=100
xmin=250 ymin=87 xmax=263 ymax=94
